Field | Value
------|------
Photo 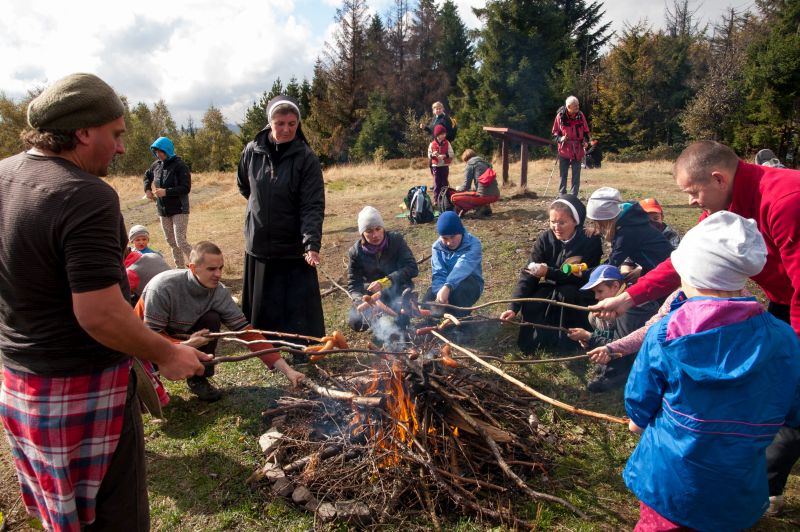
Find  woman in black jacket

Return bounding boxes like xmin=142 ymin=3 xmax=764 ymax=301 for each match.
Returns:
xmin=499 ymin=195 xmax=602 ymax=353
xmin=144 ymin=136 xmax=192 ymax=267
xmin=237 ymin=95 xmax=325 ymax=355
xmin=347 ymin=206 xmax=419 ymax=332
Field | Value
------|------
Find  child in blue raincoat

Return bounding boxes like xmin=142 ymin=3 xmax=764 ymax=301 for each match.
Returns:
xmin=624 ymin=211 xmax=800 ymax=531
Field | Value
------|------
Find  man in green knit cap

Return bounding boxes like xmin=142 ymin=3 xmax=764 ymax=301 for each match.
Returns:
xmin=0 ymin=73 xmax=208 ymax=531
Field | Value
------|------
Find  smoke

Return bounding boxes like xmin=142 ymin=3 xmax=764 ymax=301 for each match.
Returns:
xmin=370 ymin=315 xmax=405 ymax=347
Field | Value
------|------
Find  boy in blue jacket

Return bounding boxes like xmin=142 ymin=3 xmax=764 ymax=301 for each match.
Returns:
xmin=424 ymin=211 xmax=483 ymax=317
xmin=623 ymin=211 xmax=800 ymax=531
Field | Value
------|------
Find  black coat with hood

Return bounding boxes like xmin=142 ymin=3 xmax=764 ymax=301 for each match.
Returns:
xmin=607 ymin=203 xmax=673 ymax=274
xmin=237 ymin=122 xmax=325 ymax=259
xmin=510 ymin=194 xmax=602 ymax=313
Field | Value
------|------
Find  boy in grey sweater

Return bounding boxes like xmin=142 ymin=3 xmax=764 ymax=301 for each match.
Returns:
xmin=139 ymin=241 xmax=304 ymax=401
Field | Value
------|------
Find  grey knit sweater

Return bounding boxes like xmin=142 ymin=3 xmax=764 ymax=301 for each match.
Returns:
xmin=141 ymin=269 xmax=248 ymax=334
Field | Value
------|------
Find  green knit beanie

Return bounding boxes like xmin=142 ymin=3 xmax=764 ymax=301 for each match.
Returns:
xmin=27 ymin=73 xmax=125 ymax=130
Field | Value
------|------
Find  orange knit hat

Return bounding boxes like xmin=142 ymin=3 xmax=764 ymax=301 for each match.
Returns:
xmin=639 ymin=198 xmax=663 ymax=214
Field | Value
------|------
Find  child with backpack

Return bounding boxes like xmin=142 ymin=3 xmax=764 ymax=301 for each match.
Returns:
xmin=622 ymin=211 xmax=800 ymax=530
xmin=451 ymin=149 xmax=500 ymax=217
xmin=428 ymin=124 xmax=454 ymax=202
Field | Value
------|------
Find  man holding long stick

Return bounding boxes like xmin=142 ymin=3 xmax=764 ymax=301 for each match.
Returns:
xmin=0 ymin=73 xmax=208 ymax=531
xmin=591 ymin=140 xmax=800 ymax=515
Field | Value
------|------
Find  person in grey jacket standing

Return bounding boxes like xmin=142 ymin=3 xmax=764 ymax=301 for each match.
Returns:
xmin=144 ymin=136 xmax=192 ymax=267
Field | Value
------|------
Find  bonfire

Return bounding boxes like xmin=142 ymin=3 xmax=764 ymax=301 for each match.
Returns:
xmin=209 ymin=294 xmax=627 ymax=527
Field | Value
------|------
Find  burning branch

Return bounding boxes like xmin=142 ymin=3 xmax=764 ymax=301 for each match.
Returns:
xmin=300 ymin=379 xmax=383 ymax=407
xmin=430 ymin=331 xmax=628 ymax=425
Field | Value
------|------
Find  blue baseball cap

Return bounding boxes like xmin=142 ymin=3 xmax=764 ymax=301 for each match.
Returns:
xmin=581 ymin=265 xmax=624 ymax=290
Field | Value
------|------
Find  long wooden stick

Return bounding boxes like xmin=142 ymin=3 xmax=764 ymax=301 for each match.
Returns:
xmin=204 ymin=329 xmax=324 ymax=343
xmin=430 ymin=331 xmax=628 ymax=425
xmin=421 ymin=297 xmax=591 ymax=313
xmin=208 ymin=346 xmax=412 ymax=365
xmin=453 ymin=353 xmax=591 ymax=364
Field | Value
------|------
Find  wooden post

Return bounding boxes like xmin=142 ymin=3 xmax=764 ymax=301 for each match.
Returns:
xmin=520 ymin=143 xmax=529 ymax=190
xmin=501 ymin=139 xmax=509 ymax=185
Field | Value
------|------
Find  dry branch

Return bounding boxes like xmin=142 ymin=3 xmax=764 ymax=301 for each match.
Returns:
xmin=431 ymin=331 xmax=628 ymax=425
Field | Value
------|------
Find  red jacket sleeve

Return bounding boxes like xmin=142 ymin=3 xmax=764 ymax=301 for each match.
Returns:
xmin=626 ymin=257 xmax=682 ymax=306
xmin=239 ymin=326 xmax=281 ymax=369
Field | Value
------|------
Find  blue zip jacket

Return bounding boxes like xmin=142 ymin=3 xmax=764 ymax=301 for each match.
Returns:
xmin=431 ymin=231 xmax=483 ymax=294
xmin=624 ymin=295 xmax=800 ymax=531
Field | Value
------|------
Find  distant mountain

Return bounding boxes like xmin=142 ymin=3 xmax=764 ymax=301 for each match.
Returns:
xmin=226 ymin=123 xmax=241 ymax=134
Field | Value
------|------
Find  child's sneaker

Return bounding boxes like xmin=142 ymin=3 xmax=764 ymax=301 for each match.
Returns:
xmin=766 ymin=494 xmax=784 ymax=516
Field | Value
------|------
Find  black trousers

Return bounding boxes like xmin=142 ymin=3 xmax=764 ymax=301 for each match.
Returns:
xmin=187 ymin=310 xmax=220 ymax=379
xmin=85 ymin=370 xmax=148 ymax=531
xmin=765 ymin=301 xmax=800 ymax=496
xmin=423 ymin=275 xmax=482 ymax=318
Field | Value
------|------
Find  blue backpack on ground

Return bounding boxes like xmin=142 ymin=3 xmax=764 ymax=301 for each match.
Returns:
xmin=405 ymin=186 xmax=435 ymax=224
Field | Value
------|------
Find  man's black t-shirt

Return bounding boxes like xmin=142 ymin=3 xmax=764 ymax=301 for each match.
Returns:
xmin=0 ymin=152 xmax=129 ymax=376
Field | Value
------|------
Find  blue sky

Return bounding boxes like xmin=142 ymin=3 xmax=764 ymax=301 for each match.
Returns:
xmin=0 ymin=0 xmax=754 ymax=127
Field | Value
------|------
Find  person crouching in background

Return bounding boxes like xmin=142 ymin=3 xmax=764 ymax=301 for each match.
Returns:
xmin=451 ymin=149 xmax=499 ymax=217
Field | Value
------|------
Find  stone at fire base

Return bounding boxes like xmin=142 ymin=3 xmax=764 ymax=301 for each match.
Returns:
xmin=335 ymin=500 xmax=371 ymax=522
xmin=263 ymin=463 xmax=285 ymax=482
xmin=258 ymin=429 xmax=283 ymax=454
xmin=291 ymin=485 xmax=314 ymax=504
xmin=316 ymin=503 xmax=337 ymax=522
xmin=271 ymin=476 xmax=294 ymax=497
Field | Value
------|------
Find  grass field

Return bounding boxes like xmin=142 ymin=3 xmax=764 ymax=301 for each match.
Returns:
xmin=1 ymin=157 xmax=798 ymax=531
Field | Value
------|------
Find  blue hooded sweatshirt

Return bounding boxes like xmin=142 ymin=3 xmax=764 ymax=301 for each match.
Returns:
xmin=624 ymin=295 xmax=800 ymax=531
xmin=150 ymin=136 xmax=176 ymax=159
xmin=431 ymin=231 xmax=483 ymax=294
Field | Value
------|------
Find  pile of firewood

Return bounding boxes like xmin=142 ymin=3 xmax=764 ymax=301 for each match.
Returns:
xmin=249 ymin=339 xmax=588 ymax=528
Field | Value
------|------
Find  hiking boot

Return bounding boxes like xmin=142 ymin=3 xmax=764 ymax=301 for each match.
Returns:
xmin=187 ymin=376 xmax=222 ymax=402
xmin=766 ymin=494 xmax=784 ymax=516
xmin=586 ymin=367 xmax=628 ymax=393
xmin=475 ymin=205 xmax=493 ymax=217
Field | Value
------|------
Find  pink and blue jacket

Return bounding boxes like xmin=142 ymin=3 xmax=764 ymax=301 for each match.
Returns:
xmin=624 ymin=295 xmax=800 ymax=531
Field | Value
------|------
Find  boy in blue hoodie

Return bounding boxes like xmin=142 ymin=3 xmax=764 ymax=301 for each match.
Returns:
xmin=424 ymin=211 xmax=483 ymax=317
xmin=623 ymin=211 xmax=800 ymax=531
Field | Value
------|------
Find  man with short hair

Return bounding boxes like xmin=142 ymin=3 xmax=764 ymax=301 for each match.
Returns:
xmin=138 ymin=241 xmax=305 ymax=402
xmin=591 ymin=139 xmax=800 ymax=515
xmin=0 ymin=73 xmax=209 ymax=531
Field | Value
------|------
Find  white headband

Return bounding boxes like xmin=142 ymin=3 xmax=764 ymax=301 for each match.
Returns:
xmin=267 ymin=100 xmax=301 ymax=123
xmin=551 ymin=198 xmax=581 ymax=225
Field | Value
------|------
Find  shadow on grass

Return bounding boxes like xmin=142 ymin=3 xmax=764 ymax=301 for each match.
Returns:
xmin=157 ymin=385 xmax=283 ymax=440
xmin=146 ymin=448 xmax=255 ymax=515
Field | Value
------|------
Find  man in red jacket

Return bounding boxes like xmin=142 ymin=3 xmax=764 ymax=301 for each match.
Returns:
xmin=591 ymin=140 xmax=800 ymax=515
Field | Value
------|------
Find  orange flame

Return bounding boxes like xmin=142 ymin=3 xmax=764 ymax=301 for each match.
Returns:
xmin=350 ymin=360 xmax=419 ymax=467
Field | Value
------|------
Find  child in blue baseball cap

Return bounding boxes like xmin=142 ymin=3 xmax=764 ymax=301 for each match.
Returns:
xmin=567 ymin=264 xmax=659 ymax=392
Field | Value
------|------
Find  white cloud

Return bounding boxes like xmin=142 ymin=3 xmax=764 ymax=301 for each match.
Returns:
xmin=0 ymin=0 xmax=755 ymax=127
